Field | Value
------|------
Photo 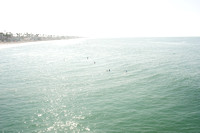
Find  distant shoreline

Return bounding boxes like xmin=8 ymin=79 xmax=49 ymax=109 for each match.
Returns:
xmin=0 ymin=40 xmax=44 ymax=45
xmin=0 ymin=38 xmax=79 ymax=45
xmin=0 ymin=32 xmax=80 ymax=45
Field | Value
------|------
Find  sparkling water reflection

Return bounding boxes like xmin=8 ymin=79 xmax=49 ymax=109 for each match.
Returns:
xmin=0 ymin=38 xmax=200 ymax=132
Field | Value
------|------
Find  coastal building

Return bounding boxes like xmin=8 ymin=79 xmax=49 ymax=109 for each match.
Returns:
xmin=0 ymin=32 xmax=3 ymax=41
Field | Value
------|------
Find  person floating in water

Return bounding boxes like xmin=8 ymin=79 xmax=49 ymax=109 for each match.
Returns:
xmin=87 ymin=57 xmax=89 ymax=59
xmin=106 ymin=69 xmax=110 ymax=72
xmin=94 ymin=61 xmax=96 ymax=64
xmin=125 ymin=70 xmax=127 ymax=72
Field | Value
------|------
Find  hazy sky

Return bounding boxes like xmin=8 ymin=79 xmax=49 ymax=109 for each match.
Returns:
xmin=1 ymin=0 xmax=200 ymax=37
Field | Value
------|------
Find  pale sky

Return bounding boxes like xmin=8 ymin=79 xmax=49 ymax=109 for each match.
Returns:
xmin=1 ymin=0 xmax=200 ymax=37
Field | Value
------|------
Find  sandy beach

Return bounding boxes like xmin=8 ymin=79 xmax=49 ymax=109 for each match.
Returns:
xmin=0 ymin=41 xmax=33 ymax=50
xmin=0 ymin=38 xmax=86 ymax=50
xmin=0 ymin=40 xmax=57 ymax=50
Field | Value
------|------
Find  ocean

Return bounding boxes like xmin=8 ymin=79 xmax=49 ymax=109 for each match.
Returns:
xmin=0 ymin=37 xmax=200 ymax=132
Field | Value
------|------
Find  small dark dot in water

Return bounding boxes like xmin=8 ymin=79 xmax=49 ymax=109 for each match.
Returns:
xmin=94 ymin=61 xmax=96 ymax=64
xmin=87 ymin=57 xmax=89 ymax=59
xmin=108 ymin=69 xmax=110 ymax=72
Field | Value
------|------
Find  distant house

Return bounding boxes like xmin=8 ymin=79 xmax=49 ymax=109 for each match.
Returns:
xmin=0 ymin=32 xmax=3 ymax=41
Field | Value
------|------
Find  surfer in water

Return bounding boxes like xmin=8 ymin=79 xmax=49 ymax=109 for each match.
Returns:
xmin=106 ymin=69 xmax=110 ymax=72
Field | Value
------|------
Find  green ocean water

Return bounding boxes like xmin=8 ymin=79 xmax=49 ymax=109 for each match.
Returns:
xmin=0 ymin=37 xmax=200 ymax=132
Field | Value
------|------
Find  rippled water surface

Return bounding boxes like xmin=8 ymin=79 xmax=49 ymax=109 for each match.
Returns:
xmin=0 ymin=38 xmax=200 ymax=132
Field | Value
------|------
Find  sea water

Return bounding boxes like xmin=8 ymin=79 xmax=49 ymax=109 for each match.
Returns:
xmin=0 ymin=37 xmax=200 ymax=132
